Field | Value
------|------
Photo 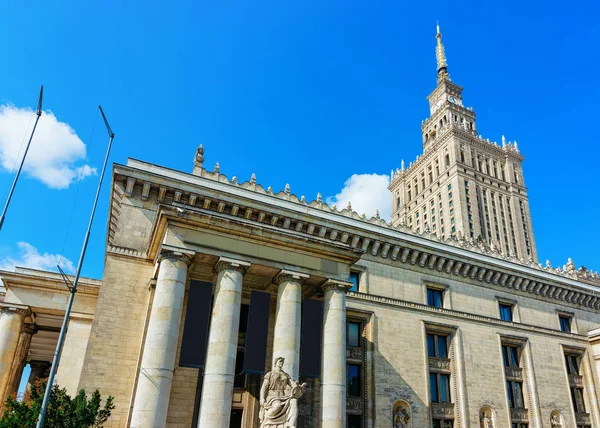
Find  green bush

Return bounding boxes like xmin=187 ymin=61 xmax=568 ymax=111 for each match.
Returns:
xmin=0 ymin=379 xmax=114 ymax=428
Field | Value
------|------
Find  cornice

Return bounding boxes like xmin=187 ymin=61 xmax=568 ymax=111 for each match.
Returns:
xmin=109 ymin=160 xmax=600 ymax=311
xmin=0 ymin=270 xmax=100 ymax=297
xmin=348 ymin=291 xmax=590 ymax=342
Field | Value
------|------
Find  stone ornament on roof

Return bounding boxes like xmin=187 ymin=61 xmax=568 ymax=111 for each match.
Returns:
xmin=174 ymin=144 xmax=600 ymax=286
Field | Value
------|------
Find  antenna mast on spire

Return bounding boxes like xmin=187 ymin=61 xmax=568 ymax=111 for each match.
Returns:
xmin=435 ymin=23 xmax=449 ymax=82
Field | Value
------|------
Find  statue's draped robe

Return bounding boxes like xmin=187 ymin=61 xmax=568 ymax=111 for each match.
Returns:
xmin=260 ymin=371 xmax=293 ymax=427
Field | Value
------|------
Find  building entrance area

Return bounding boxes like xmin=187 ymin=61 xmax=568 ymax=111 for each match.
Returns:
xmin=230 ymin=409 xmax=243 ymax=428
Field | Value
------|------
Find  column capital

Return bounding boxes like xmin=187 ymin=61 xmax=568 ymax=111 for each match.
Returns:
xmin=23 ymin=323 xmax=37 ymax=335
xmin=214 ymin=257 xmax=251 ymax=275
xmin=0 ymin=304 xmax=30 ymax=319
xmin=273 ymin=269 xmax=309 ymax=286
xmin=158 ymin=248 xmax=194 ymax=266
xmin=321 ymin=279 xmax=353 ymax=294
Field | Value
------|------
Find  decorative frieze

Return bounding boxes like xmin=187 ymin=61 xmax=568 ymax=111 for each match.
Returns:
xmin=346 ymin=347 xmax=363 ymax=361
xmin=346 ymin=396 xmax=362 ymax=414
xmin=568 ymin=373 xmax=583 ymax=388
xmin=504 ymin=366 xmax=523 ymax=380
xmin=430 ymin=402 xmax=454 ymax=420
xmin=428 ymin=357 xmax=451 ymax=372
xmin=510 ymin=407 xmax=528 ymax=422
xmin=112 ymin=160 xmax=600 ymax=311
xmin=575 ymin=412 xmax=591 ymax=425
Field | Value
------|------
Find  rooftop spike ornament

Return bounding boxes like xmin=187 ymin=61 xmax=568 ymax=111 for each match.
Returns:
xmin=436 ymin=22 xmax=449 ymax=82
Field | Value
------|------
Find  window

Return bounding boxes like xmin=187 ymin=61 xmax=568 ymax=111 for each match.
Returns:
xmin=430 ymin=372 xmax=451 ymax=402
xmin=347 ymin=364 xmax=361 ymax=397
xmin=433 ymin=421 xmax=453 ymax=428
xmin=559 ymin=315 xmax=572 ymax=333
xmin=499 ymin=303 xmax=513 ymax=322
xmin=512 ymin=424 xmax=528 ymax=428
xmin=427 ymin=333 xmax=448 ymax=358
xmin=502 ymin=344 xmax=520 ymax=368
xmin=506 ymin=380 xmax=525 ymax=408
xmin=234 ymin=349 xmax=245 ymax=387
xmin=347 ymin=415 xmax=362 ymax=428
xmin=349 ymin=271 xmax=360 ymax=292
xmin=427 ymin=288 xmax=444 ymax=308
xmin=565 ymin=352 xmax=586 ymax=414
xmin=565 ymin=354 xmax=580 ymax=375
xmin=347 ymin=322 xmax=361 ymax=347
xmin=571 ymin=385 xmax=586 ymax=413
xmin=239 ymin=304 xmax=250 ymax=333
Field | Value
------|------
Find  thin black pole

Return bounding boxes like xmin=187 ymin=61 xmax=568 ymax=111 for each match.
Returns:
xmin=36 ymin=106 xmax=114 ymax=428
xmin=0 ymin=86 xmax=44 ymax=231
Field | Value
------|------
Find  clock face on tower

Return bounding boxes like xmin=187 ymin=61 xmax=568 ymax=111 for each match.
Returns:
xmin=433 ymin=98 xmax=444 ymax=112
xmin=448 ymin=96 xmax=459 ymax=105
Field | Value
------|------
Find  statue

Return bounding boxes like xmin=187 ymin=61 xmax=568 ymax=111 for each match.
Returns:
xmin=481 ymin=414 xmax=493 ymax=428
xmin=259 ymin=357 xmax=307 ymax=428
xmin=393 ymin=406 xmax=410 ymax=428
xmin=551 ymin=414 xmax=562 ymax=427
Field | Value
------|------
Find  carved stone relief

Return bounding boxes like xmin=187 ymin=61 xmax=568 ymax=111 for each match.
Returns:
xmin=392 ymin=400 xmax=411 ymax=428
xmin=479 ymin=405 xmax=495 ymax=428
xmin=550 ymin=410 xmax=563 ymax=427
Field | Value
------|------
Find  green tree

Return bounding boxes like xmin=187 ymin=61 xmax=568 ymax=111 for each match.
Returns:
xmin=0 ymin=379 xmax=114 ymax=428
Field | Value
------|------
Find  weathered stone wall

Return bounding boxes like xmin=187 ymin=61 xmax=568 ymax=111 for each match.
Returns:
xmin=347 ymin=257 xmax=600 ymax=427
xmin=56 ymin=316 xmax=93 ymax=396
xmin=78 ymin=255 xmax=154 ymax=428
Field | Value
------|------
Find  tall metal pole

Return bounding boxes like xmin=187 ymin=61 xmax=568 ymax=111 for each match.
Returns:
xmin=36 ymin=106 xmax=114 ymax=428
xmin=0 ymin=86 xmax=44 ymax=231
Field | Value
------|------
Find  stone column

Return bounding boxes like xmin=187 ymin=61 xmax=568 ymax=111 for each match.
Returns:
xmin=272 ymin=270 xmax=308 ymax=379
xmin=130 ymin=251 xmax=192 ymax=428
xmin=320 ymin=279 xmax=351 ymax=428
xmin=0 ymin=305 xmax=29 ymax=409
xmin=6 ymin=324 xmax=36 ymax=399
xmin=197 ymin=257 xmax=250 ymax=428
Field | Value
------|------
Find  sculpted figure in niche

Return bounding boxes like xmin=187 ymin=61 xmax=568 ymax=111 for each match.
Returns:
xmin=259 ymin=357 xmax=307 ymax=428
xmin=551 ymin=414 xmax=562 ymax=427
xmin=481 ymin=414 xmax=493 ymax=428
xmin=479 ymin=408 xmax=494 ymax=428
xmin=393 ymin=406 xmax=410 ymax=428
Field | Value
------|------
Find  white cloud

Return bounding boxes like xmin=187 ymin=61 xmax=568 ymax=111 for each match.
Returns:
xmin=0 ymin=242 xmax=75 ymax=273
xmin=0 ymin=105 xmax=96 ymax=189
xmin=327 ymin=173 xmax=392 ymax=221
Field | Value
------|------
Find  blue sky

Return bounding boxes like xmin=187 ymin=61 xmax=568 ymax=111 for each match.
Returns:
xmin=1 ymin=0 xmax=599 ymax=281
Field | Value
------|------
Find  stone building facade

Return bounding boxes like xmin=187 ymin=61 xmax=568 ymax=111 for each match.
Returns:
xmin=1 ymin=28 xmax=600 ymax=428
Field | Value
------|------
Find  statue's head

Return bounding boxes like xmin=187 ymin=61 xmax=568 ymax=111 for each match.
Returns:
xmin=274 ymin=357 xmax=285 ymax=368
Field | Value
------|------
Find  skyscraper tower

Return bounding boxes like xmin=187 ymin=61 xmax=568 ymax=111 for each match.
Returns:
xmin=389 ymin=25 xmax=538 ymax=262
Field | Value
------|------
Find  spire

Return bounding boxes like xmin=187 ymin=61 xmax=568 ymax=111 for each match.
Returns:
xmin=436 ymin=22 xmax=449 ymax=82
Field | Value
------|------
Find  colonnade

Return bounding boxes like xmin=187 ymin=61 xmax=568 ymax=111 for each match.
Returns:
xmin=0 ymin=304 xmax=33 ymax=413
xmin=129 ymin=251 xmax=350 ymax=428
